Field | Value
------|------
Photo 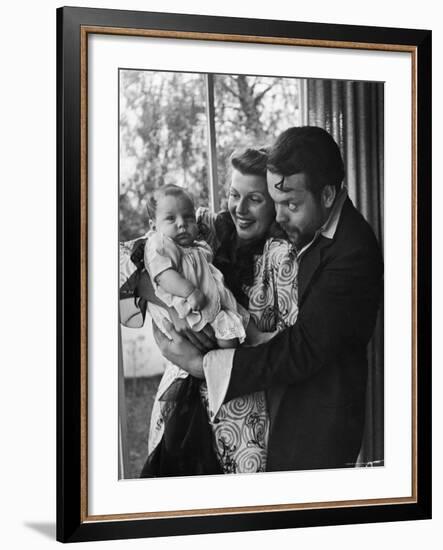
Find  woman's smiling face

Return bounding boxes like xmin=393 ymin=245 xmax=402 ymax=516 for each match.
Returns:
xmin=228 ymin=169 xmax=276 ymax=245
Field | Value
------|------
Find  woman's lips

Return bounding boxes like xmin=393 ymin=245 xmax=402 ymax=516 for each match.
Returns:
xmin=236 ymin=218 xmax=254 ymax=229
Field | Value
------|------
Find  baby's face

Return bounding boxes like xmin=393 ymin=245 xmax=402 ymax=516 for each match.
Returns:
xmin=153 ymin=194 xmax=198 ymax=247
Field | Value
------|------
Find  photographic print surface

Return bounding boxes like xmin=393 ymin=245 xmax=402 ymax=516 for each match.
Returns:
xmin=118 ymin=69 xmax=384 ymax=480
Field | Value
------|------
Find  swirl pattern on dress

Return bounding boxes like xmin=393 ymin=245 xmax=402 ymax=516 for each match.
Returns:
xmin=208 ymin=238 xmax=299 ymax=474
xmin=212 ymin=391 xmax=269 ymax=474
xmin=277 ymin=258 xmax=296 ymax=284
xmin=214 ymin=418 xmax=242 ymax=449
xmin=236 ymin=447 xmax=264 ymax=473
xmin=249 ymin=284 xmax=271 ymax=310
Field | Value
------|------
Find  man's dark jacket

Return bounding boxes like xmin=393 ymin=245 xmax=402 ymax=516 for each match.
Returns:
xmin=225 ymin=198 xmax=384 ymax=472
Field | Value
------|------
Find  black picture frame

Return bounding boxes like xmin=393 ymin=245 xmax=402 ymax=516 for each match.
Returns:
xmin=57 ymin=6 xmax=432 ymax=543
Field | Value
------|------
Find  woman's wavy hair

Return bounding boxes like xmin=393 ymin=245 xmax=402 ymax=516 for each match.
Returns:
xmin=228 ymin=145 xmax=285 ymax=240
xmin=230 ymin=146 xmax=268 ymax=177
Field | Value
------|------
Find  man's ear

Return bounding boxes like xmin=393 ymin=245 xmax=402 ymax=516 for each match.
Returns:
xmin=321 ymin=185 xmax=337 ymax=209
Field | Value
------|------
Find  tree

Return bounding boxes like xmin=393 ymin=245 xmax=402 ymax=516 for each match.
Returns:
xmin=214 ymin=74 xmax=301 ymax=206
xmin=119 ymin=70 xmax=208 ymax=240
xmin=119 ymin=70 xmax=302 ymax=238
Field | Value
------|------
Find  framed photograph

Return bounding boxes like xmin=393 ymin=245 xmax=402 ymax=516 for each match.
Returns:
xmin=57 ymin=6 xmax=431 ymax=543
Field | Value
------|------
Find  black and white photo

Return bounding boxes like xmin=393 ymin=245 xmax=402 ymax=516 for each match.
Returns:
xmin=118 ymin=70 xmax=385 ymax=480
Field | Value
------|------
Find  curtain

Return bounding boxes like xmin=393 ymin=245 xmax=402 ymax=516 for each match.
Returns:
xmin=307 ymin=79 xmax=384 ymax=466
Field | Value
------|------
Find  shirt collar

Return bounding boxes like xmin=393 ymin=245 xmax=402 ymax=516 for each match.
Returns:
xmin=296 ymin=187 xmax=348 ymax=259
xmin=319 ymin=187 xmax=348 ymax=240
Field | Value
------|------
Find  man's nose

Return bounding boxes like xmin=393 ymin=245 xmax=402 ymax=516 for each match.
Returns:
xmin=275 ymin=205 xmax=286 ymax=224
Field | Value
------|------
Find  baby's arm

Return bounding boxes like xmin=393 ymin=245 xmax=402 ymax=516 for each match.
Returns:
xmin=156 ymin=268 xmax=206 ymax=311
xmin=146 ymin=233 xmax=206 ymax=311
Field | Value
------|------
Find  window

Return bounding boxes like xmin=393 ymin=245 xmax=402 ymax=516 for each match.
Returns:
xmin=119 ymin=69 xmax=305 ymax=239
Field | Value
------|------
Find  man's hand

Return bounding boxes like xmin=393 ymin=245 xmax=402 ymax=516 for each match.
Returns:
xmin=136 ymin=271 xmax=217 ymax=353
xmin=168 ymin=308 xmax=217 ymax=353
xmin=153 ymin=320 xmax=205 ymax=378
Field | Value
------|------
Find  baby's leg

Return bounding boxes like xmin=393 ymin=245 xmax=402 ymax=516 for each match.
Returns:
xmin=216 ymin=337 xmax=239 ymax=349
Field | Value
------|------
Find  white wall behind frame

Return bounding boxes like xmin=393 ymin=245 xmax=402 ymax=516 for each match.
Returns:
xmin=0 ymin=1 xmax=438 ymax=550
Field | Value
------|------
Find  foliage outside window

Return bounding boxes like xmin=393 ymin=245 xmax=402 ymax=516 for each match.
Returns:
xmin=119 ymin=70 xmax=303 ymax=241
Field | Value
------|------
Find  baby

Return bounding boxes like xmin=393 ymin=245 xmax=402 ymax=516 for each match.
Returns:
xmin=144 ymin=184 xmax=247 ymax=348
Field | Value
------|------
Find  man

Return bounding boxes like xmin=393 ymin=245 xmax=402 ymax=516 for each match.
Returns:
xmin=151 ymin=126 xmax=383 ymax=472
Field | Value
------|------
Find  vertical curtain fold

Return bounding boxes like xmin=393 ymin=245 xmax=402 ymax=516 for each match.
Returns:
xmin=307 ymin=79 xmax=384 ymax=466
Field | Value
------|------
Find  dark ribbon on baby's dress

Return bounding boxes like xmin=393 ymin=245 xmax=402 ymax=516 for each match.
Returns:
xmin=120 ymin=237 xmax=148 ymax=320
xmin=140 ymin=376 xmax=223 ymax=477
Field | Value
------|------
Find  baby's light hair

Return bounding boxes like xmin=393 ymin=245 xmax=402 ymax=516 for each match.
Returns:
xmin=146 ymin=184 xmax=195 ymax=221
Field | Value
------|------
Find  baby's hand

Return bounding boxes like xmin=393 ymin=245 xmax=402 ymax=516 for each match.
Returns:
xmin=186 ymin=288 xmax=206 ymax=311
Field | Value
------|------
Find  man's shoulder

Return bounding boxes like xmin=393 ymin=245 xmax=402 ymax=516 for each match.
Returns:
xmin=334 ymin=198 xmax=382 ymax=256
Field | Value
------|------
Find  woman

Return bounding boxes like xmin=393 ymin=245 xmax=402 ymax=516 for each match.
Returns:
xmin=196 ymin=147 xmax=299 ymax=474
xmin=121 ymin=147 xmax=299 ymax=475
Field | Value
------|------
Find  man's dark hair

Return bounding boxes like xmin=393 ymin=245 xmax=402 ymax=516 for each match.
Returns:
xmin=146 ymin=184 xmax=195 ymax=221
xmin=268 ymin=126 xmax=345 ymax=196
xmin=230 ymin=146 xmax=268 ymax=176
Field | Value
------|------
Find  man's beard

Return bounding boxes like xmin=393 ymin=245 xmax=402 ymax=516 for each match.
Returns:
xmin=285 ymin=227 xmax=315 ymax=249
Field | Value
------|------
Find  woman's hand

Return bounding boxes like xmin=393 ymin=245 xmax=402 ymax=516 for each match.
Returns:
xmin=186 ymin=288 xmax=207 ymax=311
xmin=153 ymin=320 xmax=205 ymax=379
xmin=245 ymin=318 xmax=278 ymax=347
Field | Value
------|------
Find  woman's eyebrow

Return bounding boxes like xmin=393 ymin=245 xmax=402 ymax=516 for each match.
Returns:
xmin=241 ymin=189 xmax=264 ymax=196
